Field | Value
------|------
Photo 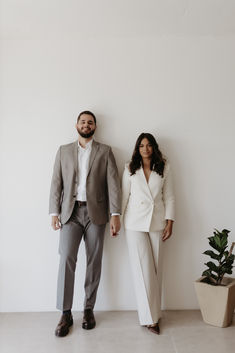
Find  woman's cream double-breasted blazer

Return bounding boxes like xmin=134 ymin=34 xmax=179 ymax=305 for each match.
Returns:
xmin=122 ymin=162 xmax=175 ymax=232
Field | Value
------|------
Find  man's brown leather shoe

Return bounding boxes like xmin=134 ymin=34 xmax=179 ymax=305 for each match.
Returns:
xmin=147 ymin=323 xmax=160 ymax=335
xmin=82 ymin=309 xmax=96 ymax=330
xmin=55 ymin=313 xmax=73 ymax=337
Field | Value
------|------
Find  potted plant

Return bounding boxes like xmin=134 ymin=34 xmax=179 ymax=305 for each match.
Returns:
xmin=194 ymin=228 xmax=235 ymax=327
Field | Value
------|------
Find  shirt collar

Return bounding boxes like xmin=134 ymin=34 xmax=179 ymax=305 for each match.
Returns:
xmin=78 ymin=139 xmax=93 ymax=151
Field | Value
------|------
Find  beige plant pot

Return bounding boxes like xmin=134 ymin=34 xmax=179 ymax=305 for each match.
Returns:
xmin=194 ymin=277 xmax=235 ymax=327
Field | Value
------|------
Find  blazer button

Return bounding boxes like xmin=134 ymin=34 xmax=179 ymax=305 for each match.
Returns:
xmin=73 ymin=195 xmax=76 ymax=198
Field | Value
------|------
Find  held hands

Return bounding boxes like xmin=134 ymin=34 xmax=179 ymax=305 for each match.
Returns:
xmin=162 ymin=220 xmax=174 ymax=241
xmin=51 ymin=216 xmax=61 ymax=230
xmin=110 ymin=215 xmax=121 ymax=237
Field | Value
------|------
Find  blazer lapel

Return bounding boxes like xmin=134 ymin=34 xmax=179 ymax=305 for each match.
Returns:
xmin=73 ymin=141 xmax=78 ymax=177
xmin=87 ymin=140 xmax=99 ymax=176
xmin=138 ymin=168 xmax=154 ymax=200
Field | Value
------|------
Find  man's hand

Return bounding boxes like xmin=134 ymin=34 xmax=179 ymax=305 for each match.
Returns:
xmin=162 ymin=220 xmax=173 ymax=241
xmin=110 ymin=215 xmax=121 ymax=237
xmin=51 ymin=216 xmax=61 ymax=230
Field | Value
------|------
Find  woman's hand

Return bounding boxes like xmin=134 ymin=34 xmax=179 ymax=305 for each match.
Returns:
xmin=162 ymin=220 xmax=174 ymax=241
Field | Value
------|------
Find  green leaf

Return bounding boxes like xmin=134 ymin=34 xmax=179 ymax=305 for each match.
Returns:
xmin=221 ymin=266 xmax=233 ymax=274
xmin=210 ymin=272 xmax=218 ymax=280
xmin=222 ymin=263 xmax=233 ymax=270
xmin=214 ymin=235 xmax=221 ymax=248
xmin=221 ymin=234 xmax=228 ymax=248
xmin=208 ymin=238 xmax=220 ymax=252
xmin=203 ymin=250 xmax=220 ymax=260
xmin=203 ymin=271 xmax=218 ymax=280
xmin=221 ymin=229 xmax=230 ymax=235
xmin=205 ymin=261 xmax=219 ymax=273
xmin=202 ymin=270 xmax=211 ymax=277
xmin=223 ymin=251 xmax=229 ymax=258
xmin=229 ymin=254 xmax=235 ymax=261
xmin=224 ymin=256 xmax=235 ymax=266
xmin=201 ymin=277 xmax=215 ymax=285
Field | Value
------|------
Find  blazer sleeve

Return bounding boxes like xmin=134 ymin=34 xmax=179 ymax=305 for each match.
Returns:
xmin=49 ymin=147 xmax=63 ymax=215
xmin=162 ymin=163 xmax=175 ymax=221
xmin=106 ymin=147 xmax=122 ymax=214
xmin=121 ymin=164 xmax=131 ymax=217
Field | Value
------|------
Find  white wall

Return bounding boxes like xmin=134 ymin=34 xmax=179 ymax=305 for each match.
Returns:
xmin=1 ymin=0 xmax=235 ymax=312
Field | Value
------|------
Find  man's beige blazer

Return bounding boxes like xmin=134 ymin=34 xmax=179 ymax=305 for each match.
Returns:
xmin=49 ymin=140 xmax=121 ymax=225
xmin=122 ymin=162 xmax=175 ymax=232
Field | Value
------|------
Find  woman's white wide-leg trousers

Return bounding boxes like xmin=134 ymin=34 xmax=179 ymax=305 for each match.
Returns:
xmin=125 ymin=230 xmax=163 ymax=325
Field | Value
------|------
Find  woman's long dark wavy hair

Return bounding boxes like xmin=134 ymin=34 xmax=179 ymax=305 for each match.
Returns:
xmin=129 ymin=133 xmax=166 ymax=177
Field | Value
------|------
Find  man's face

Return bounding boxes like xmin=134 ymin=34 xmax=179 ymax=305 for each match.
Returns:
xmin=76 ymin=114 xmax=96 ymax=138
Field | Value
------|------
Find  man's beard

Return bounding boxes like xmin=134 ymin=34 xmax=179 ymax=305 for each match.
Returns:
xmin=77 ymin=128 xmax=95 ymax=138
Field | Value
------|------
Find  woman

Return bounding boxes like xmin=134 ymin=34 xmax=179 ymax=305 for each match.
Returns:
xmin=122 ymin=133 xmax=175 ymax=334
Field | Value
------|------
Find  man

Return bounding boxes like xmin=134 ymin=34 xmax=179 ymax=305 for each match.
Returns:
xmin=49 ymin=111 xmax=121 ymax=337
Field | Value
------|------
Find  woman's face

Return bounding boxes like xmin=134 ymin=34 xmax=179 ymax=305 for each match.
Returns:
xmin=139 ymin=138 xmax=153 ymax=159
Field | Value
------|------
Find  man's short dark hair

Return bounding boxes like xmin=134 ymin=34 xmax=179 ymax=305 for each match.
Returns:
xmin=77 ymin=111 xmax=97 ymax=125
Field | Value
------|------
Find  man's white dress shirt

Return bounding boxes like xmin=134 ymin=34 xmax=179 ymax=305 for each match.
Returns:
xmin=76 ymin=139 xmax=92 ymax=201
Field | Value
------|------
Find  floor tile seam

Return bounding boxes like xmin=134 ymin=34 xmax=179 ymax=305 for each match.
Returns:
xmin=167 ymin=324 xmax=207 ymax=330
xmin=169 ymin=328 xmax=179 ymax=353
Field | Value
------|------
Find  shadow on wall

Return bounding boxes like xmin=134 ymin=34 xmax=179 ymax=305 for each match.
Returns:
xmin=159 ymin=136 xmax=200 ymax=309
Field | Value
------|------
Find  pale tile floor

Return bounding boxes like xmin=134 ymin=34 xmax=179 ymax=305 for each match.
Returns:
xmin=0 ymin=311 xmax=234 ymax=353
